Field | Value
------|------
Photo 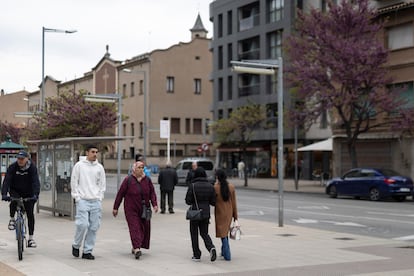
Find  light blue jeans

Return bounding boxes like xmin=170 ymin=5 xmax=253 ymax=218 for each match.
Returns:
xmin=73 ymin=199 xmax=102 ymax=254
xmin=221 ymin=237 xmax=231 ymax=260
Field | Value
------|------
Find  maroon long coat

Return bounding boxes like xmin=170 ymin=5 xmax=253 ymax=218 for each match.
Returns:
xmin=113 ymin=175 xmax=158 ymax=249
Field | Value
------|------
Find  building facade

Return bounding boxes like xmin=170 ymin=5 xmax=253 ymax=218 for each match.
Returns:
xmin=23 ymin=15 xmax=212 ymax=171
xmin=209 ymin=0 xmax=335 ymax=179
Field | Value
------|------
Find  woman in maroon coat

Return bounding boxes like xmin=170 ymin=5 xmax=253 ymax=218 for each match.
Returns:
xmin=113 ymin=161 xmax=158 ymax=259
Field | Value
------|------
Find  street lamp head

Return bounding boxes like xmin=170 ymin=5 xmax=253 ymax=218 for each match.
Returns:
xmin=65 ymin=30 xmax=77 ymax=34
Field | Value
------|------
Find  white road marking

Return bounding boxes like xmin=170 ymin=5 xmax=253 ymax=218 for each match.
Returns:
xmin=393 ymin=235 xmax=414 ymax=241
xmin=367 ymin=211 xmax=414 ymax=217
xmin=293 ymin=218 xmax=319 ymax=224
xmin=297 ymin=205 xmax=330 ymax=210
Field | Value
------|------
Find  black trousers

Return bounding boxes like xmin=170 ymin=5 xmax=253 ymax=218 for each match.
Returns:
xmin=10 ymin=200 xmax=35 ymax=236
xmin=189 ymin=218 xmax=215 ymax=258
xmin=160 ymin=190 xmax=174 ymax=212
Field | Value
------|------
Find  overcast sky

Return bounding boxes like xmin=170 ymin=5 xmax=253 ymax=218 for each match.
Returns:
xmin=1 ymin=0 xmax=213 ymax=94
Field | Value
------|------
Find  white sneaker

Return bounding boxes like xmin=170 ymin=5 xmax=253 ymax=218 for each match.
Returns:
xmin=191 ymin=256 xmax=201 ymax=262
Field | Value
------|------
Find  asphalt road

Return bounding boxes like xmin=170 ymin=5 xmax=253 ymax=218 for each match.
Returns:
xmin=106 ymin=175 xmax=414 ymax=241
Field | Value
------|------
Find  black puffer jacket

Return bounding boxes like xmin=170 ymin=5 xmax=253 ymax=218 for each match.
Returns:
xmin=1 ymin=160 xmax=40 ymax=198
xmin=185 ymin=177 xmax=216 ymax=219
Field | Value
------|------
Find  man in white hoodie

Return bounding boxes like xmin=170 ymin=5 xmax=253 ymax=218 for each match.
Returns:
xmin=70 ymin=145 xmax=106 ymax=260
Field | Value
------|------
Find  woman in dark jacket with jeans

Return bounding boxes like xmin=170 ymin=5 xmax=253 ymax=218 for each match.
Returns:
xmin=185 ymin=167 xmax=216 ymax=262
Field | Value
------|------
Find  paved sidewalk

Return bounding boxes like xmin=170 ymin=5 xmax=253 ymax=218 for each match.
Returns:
xmin=1 ymin=176 xmax=414 ymax=275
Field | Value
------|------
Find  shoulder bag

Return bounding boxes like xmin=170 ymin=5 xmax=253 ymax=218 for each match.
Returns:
xmin=128 ymin=176 xmax=152 ymax=221
xmin=186 ymin=183 xmax=202 ymax=221
xmin=230 ymin=220 xmax=241 ymax=240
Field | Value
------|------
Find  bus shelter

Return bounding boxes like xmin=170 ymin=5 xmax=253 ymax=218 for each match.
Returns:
xmin=27 ymin=136 xmax=123 ymax=219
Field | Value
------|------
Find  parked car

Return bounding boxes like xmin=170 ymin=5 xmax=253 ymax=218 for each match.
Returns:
xmin=325 ymin=168 xmax=413 ymax=201
xmin=175 ymin=158 xmax=215 ymax=185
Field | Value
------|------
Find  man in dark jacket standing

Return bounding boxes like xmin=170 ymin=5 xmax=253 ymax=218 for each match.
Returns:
xmin=185 ymin=167 xmax=216 ymax=262
xmin=1 ymin=150 xmax=40 ymax=248
xmin=158 ymin=160 xmax=178 ymax=214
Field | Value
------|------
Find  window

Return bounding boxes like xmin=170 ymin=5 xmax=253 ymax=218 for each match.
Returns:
xmin=387 ymin=23 xmax=414 ymax=50
xmin=139 ymin=122 xmax=143 ymax=138
xmin=171 ymin=118 xmax=180 ymax=133
xmin=194 ymin=78 xmax=201 ymax=94
xmin=268 ymin=0 xmax=284 ymax=22
xmin=227 ymin=10 xmax=232 ymax=35
xmin=186 ymin=118 xmax=191 ymax=134
xmin=228 ymin=76 xmax=233 ymax=100
xmin=122 ymin=84 xmax=127 ymax=97
xmin=218 ymin=46 xmax=223 ymax=70
xmin=389 ymin=82 xmax=414 ymax=109
xmin=218 ymin=14 xmax=223 ymax=38
xmin=166 ymin=76 xmax=175 ymax=93
xmin=123 ymin=123 xmax=127 ymax=136
xmin=139 ymin=80 xmax=144 ymax=95
xmin=131 ymin=123 xmax=135 ymax=136
xmin=193 ymin=118 xmax=202 ymax=134
xmin=228 ymin=109 xmax=233 ymax=118
xmin=227 ymin=43 xmax=233 ymax=67
xmin=218 ymin=109 xmax=223 ymax=120
xmin=268 ymin=30 xmax=283 ymax=59
xmin=130 ymin=82 xmax=135 ymax=97
xmin=205 ymin=119 xmax=210 ymax=134
xmin=218 ymin=78 xmax=223 ymax=101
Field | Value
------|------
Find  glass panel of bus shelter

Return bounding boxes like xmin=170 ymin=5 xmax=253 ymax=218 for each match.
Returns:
xmin=38 ymin=144 xmax=53 ymax=209
xmin=54 ymin=143 xmax=73 ymax=216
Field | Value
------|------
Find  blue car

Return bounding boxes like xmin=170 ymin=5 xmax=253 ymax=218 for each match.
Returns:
xmin=325 ymin=168 xmax=413 ymax=201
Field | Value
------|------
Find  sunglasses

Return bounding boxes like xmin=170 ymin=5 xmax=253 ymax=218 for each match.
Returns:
xmin=137 ymin=166 xmax=144 ymax=169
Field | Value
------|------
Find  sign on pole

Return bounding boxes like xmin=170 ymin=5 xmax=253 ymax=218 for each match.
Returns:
xmin=160 ymin=120 xmax=170 ymax=139
xmin=160 ymin=120 xmax=171 ymax=163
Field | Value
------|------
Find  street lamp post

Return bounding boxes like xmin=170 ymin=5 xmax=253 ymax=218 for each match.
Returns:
xmin=231 ymin=58 xmax=284 ymax=227
xmin=84 ymin=94 xmax=122 ymax=189
xmin=41 ymin=27 xmax=77 ymax=110
xmin=122 ymin=69 xmax=147 ymax=160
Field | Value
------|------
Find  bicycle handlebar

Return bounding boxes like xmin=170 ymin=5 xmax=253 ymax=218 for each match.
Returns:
xmin=8 ymin=196 xmax=37 ymax=202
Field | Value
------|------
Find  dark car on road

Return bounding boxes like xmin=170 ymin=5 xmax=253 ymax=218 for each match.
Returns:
xmin=325 ymin=168 xmax=413 ymax=201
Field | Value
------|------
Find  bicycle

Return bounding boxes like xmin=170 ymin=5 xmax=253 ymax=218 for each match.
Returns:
xmin=8 ymin=197 xmax=36 ymax=261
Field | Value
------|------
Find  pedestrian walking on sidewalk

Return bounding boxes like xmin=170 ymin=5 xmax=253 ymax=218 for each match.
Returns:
xmin=158 ymin=160 xmax=178 ymax=214
xmin=70 ymin=145 xmax=106 ymax=260
xmin=186 ymin=161 xmax=198 ymax=185
xmin=185 ymin=167 xmax=217 ymax=262
xmin=1 ymin=150 xmax=40 ymax=248
xmin=213 ymin=169 xmax=238 ymax=261
xmin=113 ymin=161 xmax=158 ymax=259
xmin=237 ymin=160 xmax=245 ymax=179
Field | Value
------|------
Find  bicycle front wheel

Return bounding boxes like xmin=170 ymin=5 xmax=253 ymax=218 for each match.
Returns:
xmin=16 ymin=220 xmax=24 ymax=261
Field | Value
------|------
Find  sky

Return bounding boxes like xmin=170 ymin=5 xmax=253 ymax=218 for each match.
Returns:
xmin=1 ymin=0 xmax=213 ymax=94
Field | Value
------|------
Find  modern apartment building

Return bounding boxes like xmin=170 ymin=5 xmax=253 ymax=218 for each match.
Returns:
xmin=209 ymin=0 xmax=335 ymax=179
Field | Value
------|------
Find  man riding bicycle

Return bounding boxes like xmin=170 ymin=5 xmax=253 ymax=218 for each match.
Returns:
xmin=1 ymin=150 xmax=40 ymax=248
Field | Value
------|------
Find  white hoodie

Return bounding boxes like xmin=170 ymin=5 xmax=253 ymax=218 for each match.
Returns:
xmin=70 ymin=159 xmax=106 ymax=202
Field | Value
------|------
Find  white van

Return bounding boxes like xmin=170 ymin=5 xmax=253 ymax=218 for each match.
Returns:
xmin=175 ymin=158 xmax=215 ymax=185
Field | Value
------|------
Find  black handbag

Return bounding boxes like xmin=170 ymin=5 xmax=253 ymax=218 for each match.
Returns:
xmin=141 ymin=201 xmax=152 ymax=221
xmin=186 ymin=183 xmax=202 ymax=221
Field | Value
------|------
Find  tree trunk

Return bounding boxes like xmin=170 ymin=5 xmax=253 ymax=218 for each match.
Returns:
xmin=347 ymin=140 xmax=358 ymax=168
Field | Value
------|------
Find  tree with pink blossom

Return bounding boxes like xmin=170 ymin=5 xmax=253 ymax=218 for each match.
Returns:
xmin=286 ymin=0 xmax=414 ymax=168
xmin=26 ymin=91 xmax=118 ymax=140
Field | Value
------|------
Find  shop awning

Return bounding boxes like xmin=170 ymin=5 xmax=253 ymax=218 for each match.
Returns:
xmin=297 ymin=138 xmax=332 ymax=152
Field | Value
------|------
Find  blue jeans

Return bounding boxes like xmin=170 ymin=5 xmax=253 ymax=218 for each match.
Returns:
xmin=73 ymin=199 xmax=102 ymax=254
xmin=221 ymin=237 xmax=231 ymax=260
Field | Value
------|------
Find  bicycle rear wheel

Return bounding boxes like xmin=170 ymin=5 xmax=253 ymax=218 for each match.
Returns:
xmin=16 ymin=220 xmax=24 ymax=260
